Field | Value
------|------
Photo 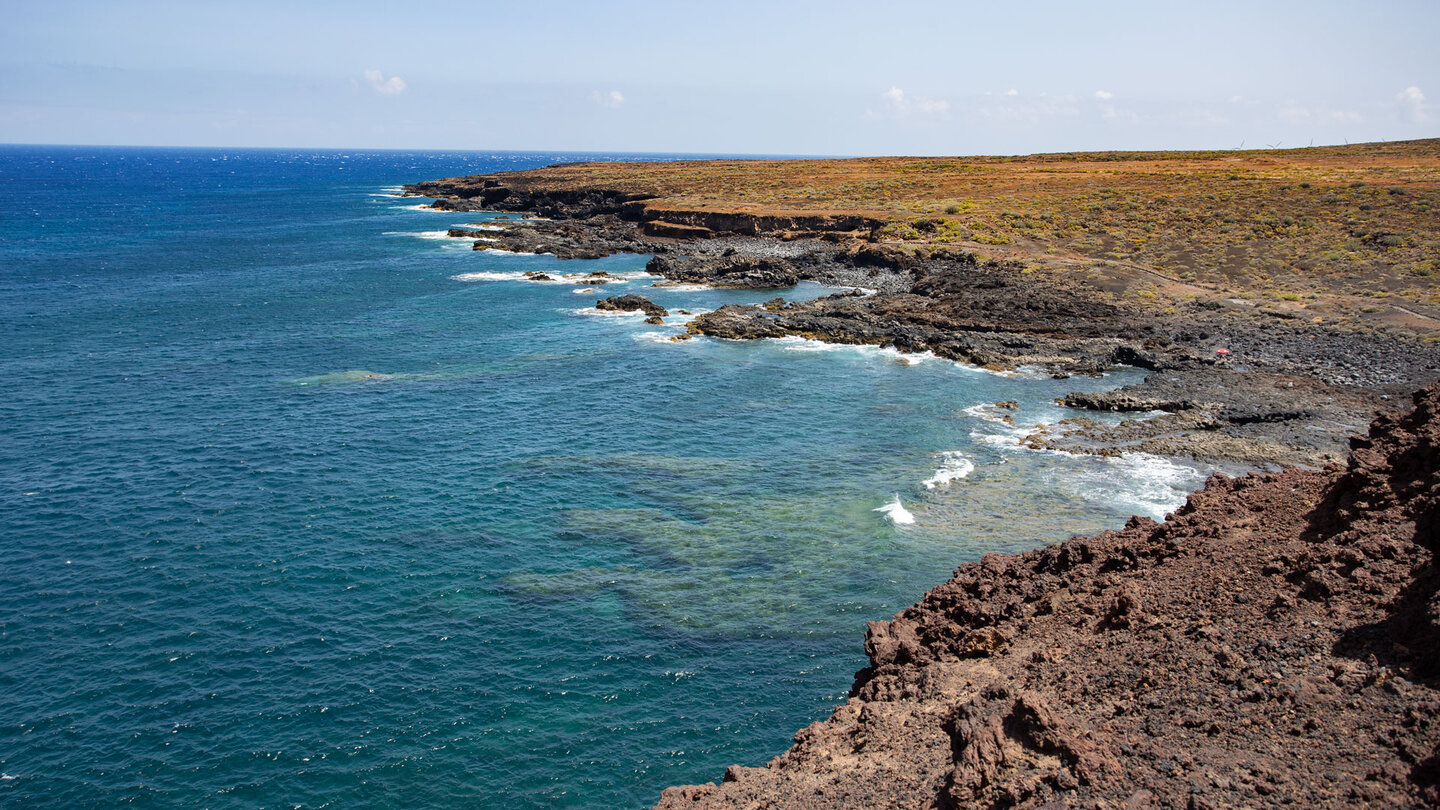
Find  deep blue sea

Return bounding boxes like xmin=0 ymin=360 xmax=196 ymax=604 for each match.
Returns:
xmin=0 ymin=145 xmax=1210 ymax=808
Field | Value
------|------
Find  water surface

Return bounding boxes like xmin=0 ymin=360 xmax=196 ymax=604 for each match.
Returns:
xmin=0 ymin=146 xmax=1208 ymax=807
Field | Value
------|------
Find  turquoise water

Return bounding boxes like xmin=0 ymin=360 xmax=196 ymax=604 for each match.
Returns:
xmin=0 ymin=146 xmax=1208 ymax=808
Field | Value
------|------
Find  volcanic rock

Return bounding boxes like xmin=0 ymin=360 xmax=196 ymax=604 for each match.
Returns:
xmin=596 ymin=294 xmax=668 ymax=319
xmin=646 ymin=255 xmax=799 ymax=289
xmin=656 ymin=384 xmax=1440 ymax=809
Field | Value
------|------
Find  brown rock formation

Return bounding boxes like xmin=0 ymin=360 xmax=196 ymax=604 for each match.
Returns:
xmin=657 ymin=384 xmax=1440 ymax=809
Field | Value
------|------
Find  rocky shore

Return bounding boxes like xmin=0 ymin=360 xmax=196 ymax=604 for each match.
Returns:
xmin=404 ymin=174 xmax=1440 ymax=468
xmin=408 ymin=164 xmax=1440 ymax=807
xmin=657 ymin=384 xmax=1440 ymax=808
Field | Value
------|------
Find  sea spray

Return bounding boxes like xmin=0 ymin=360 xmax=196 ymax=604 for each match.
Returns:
xmin=923 ymin=451 xmax=975 ymax=489
xmin=874 ymin=495 xmax=916 ymax=525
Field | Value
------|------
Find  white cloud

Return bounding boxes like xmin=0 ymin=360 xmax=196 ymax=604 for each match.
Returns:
xmin=1278 ymin=102 xmax=1310 ymax=123
xmin=916 ymin=97 xmax=949 ymax=114
xmin=1004 ymin=88 xmax=1019 ymax=97
xmin=591 ymin=89 xmax=625 ymax=109
xmin=1094 ymin=90 xmax=1113 ymax=100
xmin=974 ymin=96 xmax=1081 ymax=124
xmin=1172 ymin=108 xmax=1229 ymax=127
xmin=363 ymin=69 xmax=406 ymax=96
xmin=879 ymin=86 xmax=949 ymax=117
xmin=1397 ymin=86 xmax=1427 ymax=122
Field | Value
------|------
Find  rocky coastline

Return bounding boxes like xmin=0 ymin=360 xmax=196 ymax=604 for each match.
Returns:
xmin=656 ymin=384 xmax=1440 ymax=808
xmin=404 ymin=174 xmax=1440 ymax=469
xmin=406 ymin=165 xmax=1440 ymax=807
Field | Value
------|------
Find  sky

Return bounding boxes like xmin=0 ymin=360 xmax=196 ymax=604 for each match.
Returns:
xmin=1 ymin=0 xmax=1435 ymax=156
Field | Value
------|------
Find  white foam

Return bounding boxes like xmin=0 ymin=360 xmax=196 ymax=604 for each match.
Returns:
xmin=382 ymin=229 xmax=472 ymax=241
xmin=452 ymin=269 xmax=646 ymax=285
xmin=1076 ymin=452 xmax=1199 ymax=520
xmin=962 ymin=403 xmax=996 ymax=420
xmin=647 ymin=282 xmax=712 ymax=291
xmin=556 ymin=272 xmax=646 ymax=285
xmin=635 ymin=330 xmax=684 ymax=344
xmin=948 ymin=360 xmax=1016 ymax=377
xmin=963 ymin=404 xmax=1034 ymax=445
xmin=969 ymin=431 xmax=1021 ymax=448
xmin=452 ymin=271 xmax=530 ymax=282
xmin=871 ymin=345 xmax=932 ymax=365
xmin=394 ymin=203 xmax=450 ymax=211
xmin=758 ymin=335 xmax=1019 ymax=373
xmin=765 ymin=336 xmax=932 ymax=365
xmin=923 ymin=451 xmax=975 ymax=489
xmin=569 ymin=307 xmax=648 ymax=318
xmin=874 ymin=495 xmax=915 ymax=525
xmin=772 ymin=335 xmax=842 ymax=353
xmin=459 ymin=223 xmax=508 ymax=231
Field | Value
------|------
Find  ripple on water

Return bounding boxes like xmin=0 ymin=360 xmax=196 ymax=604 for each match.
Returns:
xmin=0 ymin=148 xmax=1208 ymax=809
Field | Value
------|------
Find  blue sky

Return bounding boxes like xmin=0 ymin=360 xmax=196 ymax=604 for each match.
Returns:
xmin=1 ymin=0 xmax=1435 ymax=155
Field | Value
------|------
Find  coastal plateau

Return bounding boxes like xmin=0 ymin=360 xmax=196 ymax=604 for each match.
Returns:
xmin=408 ymin=141 xmax=1440 ymax=469
xmin=407 ymin=140 xmax=1440 ymax=806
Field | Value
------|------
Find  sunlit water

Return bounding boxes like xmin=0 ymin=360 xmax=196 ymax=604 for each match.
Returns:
xmin=0 ymin=146 xmax=1210 ymax=807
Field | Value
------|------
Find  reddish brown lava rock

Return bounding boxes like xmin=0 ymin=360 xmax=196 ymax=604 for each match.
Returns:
xmin=656 ymin=383 xmax=1440 ymax=809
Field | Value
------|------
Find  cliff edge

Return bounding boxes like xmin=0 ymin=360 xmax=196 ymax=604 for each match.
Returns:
xmin=657 ymin=384 xmax=1440 ymax=808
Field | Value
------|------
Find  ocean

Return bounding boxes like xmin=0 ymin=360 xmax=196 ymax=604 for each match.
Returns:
xmin=0 ymin=145 xmax=1209 ymax=808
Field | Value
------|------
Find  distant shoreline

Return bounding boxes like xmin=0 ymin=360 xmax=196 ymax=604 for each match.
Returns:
xmin=405 ymin=140 xmax=1440 ymax=469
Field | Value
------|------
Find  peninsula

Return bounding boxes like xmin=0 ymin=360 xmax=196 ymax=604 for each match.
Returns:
xmin=408 ymin=140 xmax=1440 ymax=806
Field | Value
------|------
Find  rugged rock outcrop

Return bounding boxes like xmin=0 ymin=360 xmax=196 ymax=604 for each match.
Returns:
xmin=405 ymin=177 xmax=655 ymax=219
xmin=404 ymin=175 xmax=880 ymax=237
xmin=657 ymin=384 xmax=1440 ymax=809
xmin=460 ymin=215 xmax=665 ymax=260
xmin=643 ymin=220 xmax=715 ymax=239
xmin=646 ymin=255 xmax=800 ymax=289
xmin=596 ymin=294 xmax=668 ymax=319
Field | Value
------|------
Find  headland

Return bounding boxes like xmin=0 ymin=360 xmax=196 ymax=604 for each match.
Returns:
xmin=408 ymin=140 xmax=1440 ymax=469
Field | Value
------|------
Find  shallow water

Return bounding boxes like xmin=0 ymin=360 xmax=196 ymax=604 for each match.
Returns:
xmin=0 ymin=146 xmax=1211 ymax=807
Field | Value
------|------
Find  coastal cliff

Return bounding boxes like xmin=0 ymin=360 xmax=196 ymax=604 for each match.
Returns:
xmin=657 ymin=384 xmax=1440 ymax=808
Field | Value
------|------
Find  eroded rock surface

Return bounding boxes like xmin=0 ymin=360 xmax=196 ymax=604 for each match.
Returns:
xmin=646 ymin=255 xmax=800 ymax=289
xmin=596 ymin=294 xmax=668 ymax=319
